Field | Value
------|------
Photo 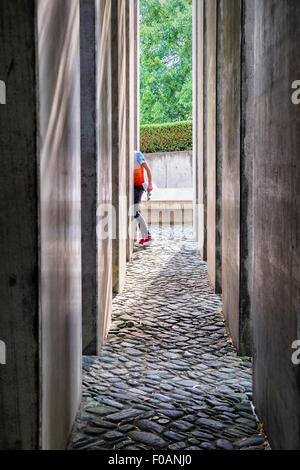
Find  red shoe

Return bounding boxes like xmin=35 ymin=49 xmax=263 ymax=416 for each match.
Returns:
xmin=138 ymin=238 xmax=146 ymax=246
xmin=143 ymin=234 xmax=153 ymax=247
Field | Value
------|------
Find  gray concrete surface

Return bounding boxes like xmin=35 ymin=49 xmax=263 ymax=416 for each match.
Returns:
xmin=37 ymin=0 xmax=82 ymax=449
xmin=80 ymin=0 xmax=98 ymax=355
xmin=192 ymin=0 xmax=206 ymax=258
xmin=239 ymin=0 xmax=255 ymax=356
xmin=145 ymin=152 xmax=193 ymax=189
xmin=251 ymin=0 xmax=300 ymax=450
xmin=215 ymin=0 xmax=223 ymax=296
xmin=111 ymin=0 xmax=128 ymax=294
xmin=206 ymin=0 xmax=222 ymax=293
xmin=0 ymin=0 xmax=83 ymax=450
xmin=80 ymin=0 xmax=113 ymax=355
xmin=96 ymin=0 xmax=114 ymax=350
xmin=0 ymin=0 xmax=39 ymax=450
xmin=125 ymin=0 xmax=139 ymax=261
xmin=221 ymin=0 xmax=242 ymax=351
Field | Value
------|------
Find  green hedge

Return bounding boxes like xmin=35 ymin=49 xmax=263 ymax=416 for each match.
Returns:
xmin=140 ymin=120 xmax=193 ymax=154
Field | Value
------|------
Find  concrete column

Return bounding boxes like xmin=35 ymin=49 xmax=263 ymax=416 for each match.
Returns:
xmin=221 ymin=0 xmax=253 ymax=355
xmin=239 ymin=0 xmax=255 ymax=356
xmin=111 ymin=0 xmax=128 ymax=293
xmin=80 ymin=0 xmax=97 ymax=354
xmin=96 ymin=0 xmax=113 ymax=346
xmin=81 ymin=0 xmax=113 ymax=354
xmin=0 ymin=0 xmax=82 ymax=449
xmin=37 ymin=0 xmax=82 ymax=449
xmin=0 ymin=0 xmax=39 ymax=450
xmin=205 ymin=0 xmax=222 ymax=293
xmin=215 ymin=0 xmax=223 ymax=294
xmin=252 ymin=0 xmax=300 ymax=450
xmin=125 ymin=0 xmax=138 ymax=261
xmin=192 ymin=0 xmax=205 ymax=258
xmin=222 ymin=0 xmax=242 ymax=349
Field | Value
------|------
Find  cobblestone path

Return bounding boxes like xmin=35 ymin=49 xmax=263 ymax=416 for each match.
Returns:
xmin=70 ymin=226 xmax=269 ymax=451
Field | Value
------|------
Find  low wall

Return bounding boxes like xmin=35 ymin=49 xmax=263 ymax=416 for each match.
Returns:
xmin=144 ymin=151 xmax=193 ymax=188
xmin=141 ymin=201 xmax=193 ymax=225
xmin=140 ymin=189 xmax=193 ymax=226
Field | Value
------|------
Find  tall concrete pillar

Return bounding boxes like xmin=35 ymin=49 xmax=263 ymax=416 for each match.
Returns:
xmin=111 ymin=0 xmax=128 ymax=293
xmin=96 ymin=0 xmax=113 ymax=347
xmin=205 ymin=0 xmax=222 ymax=293
xmin=0 ymin=0 xmax=39 ymax=450
xmin=222 ymin=0 xmax=241 ymax=351
xmin=215 ymin=0 xmax=223 ymax=294
xmin=239 ymin=0 xmax=255 ymax=356
xmin=252 ymin=0 xmax=300 ymax=450
xmin=192 ymin=0 xmax=206 ymax=258
xmin=221 ymin=0 xmax=253 ymax=355
xmin=38 ymin=0 xmax=82 ymax=450
xmin=80 ymin=0 xmax=97 ymax=354
xmin=0 ymin=0 xmax=82 ymax=449
xmin=80 ymin=0 xmax=113 ymax=355
xmin=125 ymin=0 xmax=139 ymax=261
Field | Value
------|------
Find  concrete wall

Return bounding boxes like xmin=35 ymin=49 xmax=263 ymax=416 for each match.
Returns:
xmin=145 ymin=151 xmax=193 ymax=189
xmin=80 ymin=0 xmax=113 ymax=354
xmin=0 ymin=0 xmax=39 ymax=449
xmin=37 ymin=0 xmax=82 ymax=449
xmin=252 ymin=0 xmax=300 ymax=450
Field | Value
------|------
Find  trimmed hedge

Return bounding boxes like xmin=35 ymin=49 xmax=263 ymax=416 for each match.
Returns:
xmin=140 ymin=120 xmax=193 ymax=154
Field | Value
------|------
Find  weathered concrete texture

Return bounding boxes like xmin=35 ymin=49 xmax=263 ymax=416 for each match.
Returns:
xmin=81 ymin=0 xmax=113 ymax=354
xmin=70 ymin=227 xmax=268 ymax=451
xmin=125 ymin=0 xmax=137 ymax=261
xmin=219 ymin=0 xmax=253 ymax=356
xmin=96 ymin=0 xmax=113 ymax=348
xmin=202 ymin=0 xmax=208 ymax=262
xmin=145 ymin=152 xmax=193 ymax=189
xmin=80 ymin=0 xmax=98 ymax=354
xmin=111 ymin=0 xmax=128 ymax=293
xmin=239 ymin=0 xmax=254 ymax=356
xmin=37 ymin=0 xmax=82 ymax=449
xmin=221 ymin=0 xmax=241 ymax=350
xmin=0 ymin=0 xmax=39 ymax=450
xmin=215 ymin=0 xmax=223 ymax=295
xmin=206 ymin=0 xmax=222 ymax=294
xmin=192 ymin=0 xmax=206 ymax=258
xmin=252 ymin=0 xmax=300 ymax=450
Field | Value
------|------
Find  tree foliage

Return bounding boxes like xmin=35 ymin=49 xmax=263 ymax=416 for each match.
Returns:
xmin=140 ymin=0 xmax=193 ymax=125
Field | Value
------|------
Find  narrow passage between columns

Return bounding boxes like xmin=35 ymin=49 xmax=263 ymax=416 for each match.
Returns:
xmin=70 ymin=226 xmax=269 ymax=451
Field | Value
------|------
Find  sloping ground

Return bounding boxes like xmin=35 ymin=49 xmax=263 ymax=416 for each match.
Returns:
xmin=70 ymin=226 xmax=269 ymax=450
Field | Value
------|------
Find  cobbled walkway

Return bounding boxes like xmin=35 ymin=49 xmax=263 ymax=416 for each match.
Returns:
xmin=70 ymin=226 xmax=269 ymax=451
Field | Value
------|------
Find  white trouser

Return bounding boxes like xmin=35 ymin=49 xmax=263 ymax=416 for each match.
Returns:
xmin=134 ymin=203 xmax=149 ymax=239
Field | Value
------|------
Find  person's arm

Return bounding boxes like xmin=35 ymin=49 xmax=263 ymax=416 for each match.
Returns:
xmin=142 ymin=162 xmax=153 ymax=192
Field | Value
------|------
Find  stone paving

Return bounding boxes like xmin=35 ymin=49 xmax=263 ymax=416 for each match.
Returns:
xmin=70 ymin=226 xmax=269 ymax=451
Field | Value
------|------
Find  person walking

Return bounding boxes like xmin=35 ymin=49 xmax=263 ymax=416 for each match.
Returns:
xmin=134 ymin=151 xmax=153 ymax=247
